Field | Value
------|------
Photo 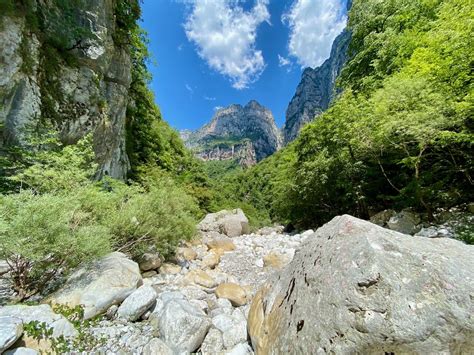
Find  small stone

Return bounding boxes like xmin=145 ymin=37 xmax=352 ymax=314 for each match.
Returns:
xmin=215 ymin=283 xmax=247 ymax=307
xmin=202 ymin=252 xmax=220 ymax=269
xmin=105 ymin=305 xmax=118 ymax=320
xmin=0 ymin=317 xmax=23 ymax=353
xmin=204 ymin=234 xmax=236 ymax=252
xmin=159 ymin=263 xmax=181 ymax=275
xmin=142 ymin=338 xmax=173 ymax=355
xmin=142 ymin=270 xmax=158 ymax=278
xmin=117 ymin=285 xmax=157 ymax=321
xmin=176 ymin=247 xmax=198 ymax=261
xmin=138 ymin=253 xmax=163 ymax=271
xmin=184 ymin=270 xmax=217 ymax=288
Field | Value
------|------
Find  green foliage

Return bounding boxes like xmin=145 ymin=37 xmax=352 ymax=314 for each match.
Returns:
xmin=8 ymin=133 xmax=97 ymax=194
xmin=0 ymin=190 xmax=112 ymax=300
xmin=23 ymin=305 xmax=105 ymax=352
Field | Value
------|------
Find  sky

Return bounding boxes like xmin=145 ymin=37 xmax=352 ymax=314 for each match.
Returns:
xmin=140 ymin=0 xmax=348 ymax=131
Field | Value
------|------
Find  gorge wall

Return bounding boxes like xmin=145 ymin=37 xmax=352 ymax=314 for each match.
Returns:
xmin=182 ymin=100 xmax=281 ymax=167
xmin=283 ymin=29 xmax=351 ymax=145
xmin=0 ymin=0 xmax=139 ymax=179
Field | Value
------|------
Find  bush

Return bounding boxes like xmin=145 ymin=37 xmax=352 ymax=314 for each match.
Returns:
xmin=76 ymin=174 xmax=199 ymax=258
xmin=0 ymin=191 xmax=111 ymax=300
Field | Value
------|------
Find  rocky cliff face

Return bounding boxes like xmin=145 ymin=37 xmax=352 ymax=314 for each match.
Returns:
xmin=183 ymin=101 xmax=281 ymax=167
xmin=0 ymin=1 xmax=136 ymax=179
xmin=283 ymin=29 xmax=351 ymax=145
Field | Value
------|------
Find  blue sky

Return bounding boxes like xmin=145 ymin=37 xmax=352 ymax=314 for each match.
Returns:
xmin=141 ymin=0 xmax=348 ymax=130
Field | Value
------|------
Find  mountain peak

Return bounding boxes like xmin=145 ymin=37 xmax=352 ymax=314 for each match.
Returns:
xmin=182 ymin=101 xmax=281 ymax=166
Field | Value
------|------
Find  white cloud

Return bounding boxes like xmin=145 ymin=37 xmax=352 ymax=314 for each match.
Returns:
xmin=283 ymin=0 xmax=347 ymax=68
xmin=204 ymin=96 xmax=216 ymax=101
xmin=184 ymin=0 xmax=270 ymax=89
xmin=278 ymin=54 xmax=291 ymax=67
xmin=214 ymin=106 xmax=223 ymax=111
xmin=185 ymin=83 xmax=194 ymax=94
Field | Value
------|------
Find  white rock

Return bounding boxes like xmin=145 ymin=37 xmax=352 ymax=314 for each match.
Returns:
xmin=48 ymin=252 xmax=142 ymax=319
xmin=212 ymin=314 xmax=234 ymax=332
xmin=0 ymin=317 xmax=23 ymax=353
xmin=142 ymin=338 xmax=173 ymax=355
xmin=158 ymin=298 xmax=211 ymax=353
xmin=117 ymin=285 xmax=157 ymax=321
xmin=201 ymin=328 xmax=224 ymax=355
xmin=0 ymin=305 xmax=77 ymax=339
xmin=225 ymin=343 xmax=253 ymax=355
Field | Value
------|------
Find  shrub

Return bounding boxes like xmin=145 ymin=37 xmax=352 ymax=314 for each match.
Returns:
xmin=0 ymin=191 xmax=111 ymax=300
xmin=76 ymin=174 xmax=199 ymax=258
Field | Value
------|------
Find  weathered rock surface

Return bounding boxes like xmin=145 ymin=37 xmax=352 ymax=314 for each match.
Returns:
xmin=182 ymin=100 xmax=281 ymax=166
xmin=249 ymin=215 xmax=474 ymax=354
xmin=0 ymin=317 xmax=23 ymax=353
xmin=117 ymin=285 xmax=157 ymax=322
xmin=142 ymin=338 xmax=173 ymax=355
xmin=0 ymin=3 xmax=133 ymax=178
xmin=48 ymin=252 xmax=142 ymax=319
xmin=156 ymin=297 xmax=211 ymax=353
xmin=283 ymin=29 xmax=351 ymax=144
xmin=0 ymin=305 xmax=77 ymax=340
xmin=199 ymin=209 xmax=250 ymax=237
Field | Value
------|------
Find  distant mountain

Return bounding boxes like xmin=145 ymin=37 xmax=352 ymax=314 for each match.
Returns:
xmin=182 ymin=100 xmax=281 ymax=167
xmin=283 ymin=29 xmax=351 ymax=145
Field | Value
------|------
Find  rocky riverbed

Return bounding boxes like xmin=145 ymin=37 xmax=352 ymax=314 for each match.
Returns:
xmin=0 ymin=208 xmax=473 ymax=354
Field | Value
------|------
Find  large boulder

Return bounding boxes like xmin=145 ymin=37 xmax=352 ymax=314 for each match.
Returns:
xmin=0 ymin=317 xmax=23 ymax=353
xmin=116 ymin=285 xmax=157 ymax=321
xmin=198 ymin=209 xmax=250 ymax=237
xmin=48 ymin=252 xmax=142 ymax=319
xmin=248 ymin=215 xmax=474 ymax=354
xmin=156 ymin=297 xmax=211 ymax=353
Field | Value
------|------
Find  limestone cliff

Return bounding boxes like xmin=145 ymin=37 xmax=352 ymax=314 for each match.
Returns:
xmin=182 ymin=101 xmax=281 ymax=167
xmin=0 ymin=0 xmax=138 ymax=179
xmin=283 ymin=29 xmax=351 ymax=145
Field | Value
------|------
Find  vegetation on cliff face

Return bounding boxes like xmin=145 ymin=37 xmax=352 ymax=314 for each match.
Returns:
xmin=214 ymin=0 xmax=473 ymax=229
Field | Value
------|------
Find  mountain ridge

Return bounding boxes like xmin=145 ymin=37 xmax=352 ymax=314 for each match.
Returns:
xmin=181 ymin=100 xmax=281 ymax=167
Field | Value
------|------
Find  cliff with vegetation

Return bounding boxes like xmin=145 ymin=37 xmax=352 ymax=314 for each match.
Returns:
xmin=0 ymin=0 xmax=189 ymax=182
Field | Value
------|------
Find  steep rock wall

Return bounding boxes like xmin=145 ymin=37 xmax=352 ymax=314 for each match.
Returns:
xmin=0 ymin=0 xmax=135 ymax=179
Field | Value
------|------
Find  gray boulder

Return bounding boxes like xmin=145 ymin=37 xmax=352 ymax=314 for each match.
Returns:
xmin=117 ymin=285 xmax=157 ymax=321
xmin=198 ymin=209 xmax=250 ymax=237
xmin=48 ymin=252 xmax=142 ymax=319
xmin=0 ymin=317 xmax=23 ymax=353
xmin=156 ymin=297 xmax=211 ymax=353
xmin=387 ymin=210 xmax=421 ymax=234
xmin=249 ymin=215 xmax=474 ymax=354
xmin=0 ymin=305 xmax=77 ymax=339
